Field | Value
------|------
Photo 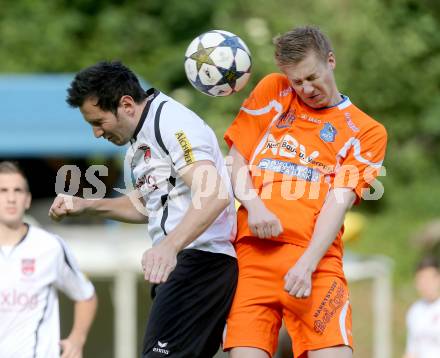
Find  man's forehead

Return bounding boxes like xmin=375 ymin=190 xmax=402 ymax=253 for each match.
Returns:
xmin=0 ymin=173 xmax=27 ymax=188
xmin=81 ymin=97 xmax=99 ymax=109
xmin=285 ymin=53 xmax=322 ymax=77
xmin=417 ymin=267 xmax=440 ymax=275
xmin=80 ymin=97 xmax=102 ymax=117
xmin=286 ymin=62 xmax=318 ymax=80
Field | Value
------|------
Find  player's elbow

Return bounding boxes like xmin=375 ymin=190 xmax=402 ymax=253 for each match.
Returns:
xmin=217 ymin=195 xmax=230 ymax=212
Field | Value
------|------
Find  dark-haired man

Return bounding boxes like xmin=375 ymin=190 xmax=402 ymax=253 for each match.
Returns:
xmin=49 ymin=61 xmax=238 ymax=358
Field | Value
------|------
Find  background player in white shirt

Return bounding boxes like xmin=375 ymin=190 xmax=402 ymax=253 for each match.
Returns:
xmin=49 ymin=61 xmax=238 ymax=358
xmin=404 ymin=256 xmax=440 ymax=358
xmin=0 ymin=161 xmax=97 ymax=358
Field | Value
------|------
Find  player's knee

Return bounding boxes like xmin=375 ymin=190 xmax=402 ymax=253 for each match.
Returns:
xmin=308 ymin=345 xmax=352 ymax=358
xmin=229 ymin=347 xmax=270 ymax=358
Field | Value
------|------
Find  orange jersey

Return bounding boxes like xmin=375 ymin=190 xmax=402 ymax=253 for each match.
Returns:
xmin=225 ymin=73 xmax=387 ymax=255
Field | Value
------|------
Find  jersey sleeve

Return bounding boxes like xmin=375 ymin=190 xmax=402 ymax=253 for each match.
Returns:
xmin=54 ymin=237 xmax=95 ymax=301
xmin=333 ymin=122 xmax=387 ymax=202
xmin=224 ymin=73 xmax=289 ymax=161
xmin=158 ymin=103 xmax=217 ymax=171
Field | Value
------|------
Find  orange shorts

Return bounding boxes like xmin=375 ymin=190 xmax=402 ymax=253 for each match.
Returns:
xmin=224 ymin=237 xmax=353 ymax=358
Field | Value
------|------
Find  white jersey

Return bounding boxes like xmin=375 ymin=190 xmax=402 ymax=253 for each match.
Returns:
xmin=405 ymin=298 xmax=440 ymax=358
xmin=127 ymin=89 xmax=236 ymax=257
xmin=0 ymin=225 xmax=94 ymax=358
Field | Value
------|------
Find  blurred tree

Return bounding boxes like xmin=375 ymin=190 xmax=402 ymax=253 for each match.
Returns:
xmin=0 ymin=0 xmax=439 ymax=189
xmin=2 ymin=2 xmax=438 ymax=356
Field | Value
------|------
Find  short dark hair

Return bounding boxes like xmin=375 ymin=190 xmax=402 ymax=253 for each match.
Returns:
xmin=67 ymin=61 xmax=147 ymax=113
xmin=0 ymin=161 xmax=29 ymax=192
xmin=274 ymin=25 xmax=333 ymax=66
xmin=416 ymin=256 xmax=440 ymax=272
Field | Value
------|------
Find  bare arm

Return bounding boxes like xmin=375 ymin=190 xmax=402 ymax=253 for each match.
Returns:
xmin=141 ymin=160 xmax=230 ymax=283
xmin=284 ymin=188 xmax=356 ymax=297
xmin=60 ymin=294 xmax=98 ymax=358
xmin=49 ymin=191 xmax=147 ymax=224
xmin=229 ymin=145 xmax=282 ymax=238
xmin=298 ymin=189 xmax=356 ymax=271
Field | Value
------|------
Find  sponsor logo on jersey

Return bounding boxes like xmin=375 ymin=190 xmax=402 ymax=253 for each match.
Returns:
xmin=152 ymin=341 xmax=170 ymax=355
xmin=257 ymin=159 xmax=320 ymax=182
xmin=276 ymin=110 xmax=296 ymax=128
xmin=21 ymin=258 xmax=35 ymax=276
xmin=175 ymin=130 xmax=195 ymax=165
xmin=261 ymin=134 xmax=320 ymax=166
xmin=310 ymin=161 xmax=335 ymax=175
xmin=0 ymin=289 xmax=38 ymax=311
xmin=344 ymin=112 xmax=360 ymax=132
xmin=319 ymin=122 xmax=338 ymax=143
xmin=298 ymin=113 xmax=321 ymax=124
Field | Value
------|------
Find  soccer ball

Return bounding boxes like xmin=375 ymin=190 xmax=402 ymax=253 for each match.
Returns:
xmin=184 ymin=30 xmax=252 ymax=97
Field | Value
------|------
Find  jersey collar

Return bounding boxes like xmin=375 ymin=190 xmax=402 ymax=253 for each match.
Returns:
xmin=318 ymin=94 xmax=351 ymax=110
xmin=0 ymin=224 xmax=30 ymax=257
xmin=132 ymin=88 xmax=159 ymax=142
xmin=15 ymin=223 xmax=30 ymax=247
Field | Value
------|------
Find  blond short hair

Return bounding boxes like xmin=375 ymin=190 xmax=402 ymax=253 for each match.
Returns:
xmin=0 ymin=161 xmax=29 ymax=192
xmin=274 ymin=25 xmax=333 ymax=66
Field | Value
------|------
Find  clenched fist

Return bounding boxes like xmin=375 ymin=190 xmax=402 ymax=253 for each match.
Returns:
xmin=49 ymin=194 xmax=89 ymax=222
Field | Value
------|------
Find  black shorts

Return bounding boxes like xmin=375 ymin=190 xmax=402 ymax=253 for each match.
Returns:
xmin=142 ymin=249 xmax=238 ymax=358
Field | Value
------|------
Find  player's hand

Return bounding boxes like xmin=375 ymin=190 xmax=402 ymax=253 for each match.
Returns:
xmin=141 ymin=240 xmax=178 ymax=284
xmin=48 ymin=194 xmax=88 ymax=222
xmin=247 ymin=200 xmax=283 ymax=239
xmin=60 ymin=335 xmax=84 ymax=358
xmin=284 ymin=258 xmax=314 ymax=298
